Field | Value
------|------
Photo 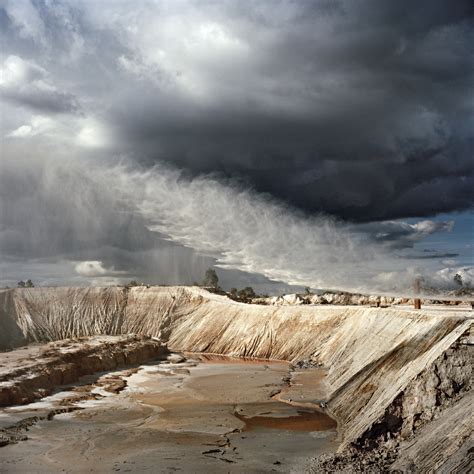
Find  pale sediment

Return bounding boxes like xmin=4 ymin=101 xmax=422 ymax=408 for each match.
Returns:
xmin=0 ymin=286 xmax=472 ymax=471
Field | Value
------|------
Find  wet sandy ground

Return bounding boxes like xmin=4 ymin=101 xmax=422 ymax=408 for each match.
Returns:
xmin=0 ymin=345 xmax=46 ymax=378
xmin=0 ymin=354 xmax=338 ymax=473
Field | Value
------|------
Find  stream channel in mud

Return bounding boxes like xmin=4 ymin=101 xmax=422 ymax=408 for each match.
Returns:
xmin=0 ymin=354 xmax=338 ymax=473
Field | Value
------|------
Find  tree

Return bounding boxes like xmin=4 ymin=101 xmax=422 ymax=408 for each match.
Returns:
xmin=453 ymin=273 xmax=463 ymax=287
xmin=17 ymin=281 xmax=26 ymax=288
xmin=238 ymin=286 xmax=256 ymax=300
xmin=229 ymin=288 xmax=238 ymax=298
xmin=203 ymin=268 xmax=219 ymax=289
xmin=17 ymin=280 xmax=34 ymax=288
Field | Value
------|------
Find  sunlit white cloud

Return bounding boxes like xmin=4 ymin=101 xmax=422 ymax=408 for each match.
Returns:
xmin=7 ymin=124 xmax=33 ymax=138
xmin=7 ymin=115 xmax=55 ymax=138
xmin=75 ymin=260 xmax=127 ymax=278
xmin=6 ymin=115 xmax=111 ymax=149
xmin=76 ymin=118 xmax=111 ymax=148
xmin=104 ymin=162 xmax=431 ymax=293
xmin=429 ymin=266 xmax=474 ymax=289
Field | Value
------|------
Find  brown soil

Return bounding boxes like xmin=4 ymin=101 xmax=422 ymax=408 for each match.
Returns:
xmin=0 ymin=336 xmax=168 ymax=406
xmin=0 ymin=354 xmax=339 ymax=473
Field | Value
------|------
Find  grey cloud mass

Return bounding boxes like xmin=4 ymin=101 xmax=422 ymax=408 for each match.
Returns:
xmin=0 ymin=0 xmax=473 ymax=292
xmin=2 ymin=0 xmax=472 ymax=220
xmin=357 ymin=220 xmax=454 ymax=249
xmin=0 ymin=55 xmax=78 ymax=114
xmin=101 ymin=0 xmax=474 ymax=221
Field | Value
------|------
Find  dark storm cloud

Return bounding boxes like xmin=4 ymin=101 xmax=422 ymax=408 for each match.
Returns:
xmin=0 ymin=0 xmax=472 ymax=291
xmin=103 ymin=0 xmax=474 ymax=222
xmin=1 ymin=0 xmax=473 ymax=222
xmin=410 ymin=252 xmax=459 ymax=260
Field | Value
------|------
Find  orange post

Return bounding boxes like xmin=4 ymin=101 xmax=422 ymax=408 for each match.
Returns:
xmin=414 ymin=278 xmax=421 ymax=310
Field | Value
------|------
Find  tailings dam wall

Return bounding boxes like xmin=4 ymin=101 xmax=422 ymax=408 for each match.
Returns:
xmin=0 ymin=286 xmax=472 ymax=468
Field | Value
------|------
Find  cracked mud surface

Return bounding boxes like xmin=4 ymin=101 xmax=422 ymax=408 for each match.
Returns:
xmin=0 ymin=353 xmax=338 ymax=473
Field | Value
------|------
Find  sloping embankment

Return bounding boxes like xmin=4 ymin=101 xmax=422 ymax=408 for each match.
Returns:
xmin=0 ymin=335 xmax=167 ymax=407
xmin=0 ymin=286 xmax=472 ymax=468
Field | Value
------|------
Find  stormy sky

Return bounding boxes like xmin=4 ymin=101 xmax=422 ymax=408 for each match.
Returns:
xmin=0 ymin=0 xmax=473 ymax=293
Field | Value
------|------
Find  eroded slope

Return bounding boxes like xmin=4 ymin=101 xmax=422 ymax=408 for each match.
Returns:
xmin=0 ymin=286 xmax=472 ymax=470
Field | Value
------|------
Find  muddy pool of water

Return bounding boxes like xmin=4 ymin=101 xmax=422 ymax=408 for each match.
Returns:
xmin=0 ymin=354 xmax=338 ymax=473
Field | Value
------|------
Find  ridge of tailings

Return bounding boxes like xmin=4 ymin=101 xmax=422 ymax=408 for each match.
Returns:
xmin=0 ymin=285 xmax=472 ymax=471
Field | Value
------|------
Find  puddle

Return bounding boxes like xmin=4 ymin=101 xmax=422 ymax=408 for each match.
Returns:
xmin=0 ymin=353 xmax=339 ymax=473
xmin=236 ymin=408 xmax=337 ymax=432
xmin=190 ymin=353 xmax=278 ymax=364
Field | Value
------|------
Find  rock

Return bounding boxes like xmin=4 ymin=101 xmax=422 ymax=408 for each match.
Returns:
xmin=166 ymin=353 xmax=186 ymax=364
xmin=281 ymin=294 xmax=303 ymax=305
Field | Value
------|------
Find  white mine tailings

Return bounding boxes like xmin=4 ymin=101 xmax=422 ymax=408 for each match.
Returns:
xmin=0 ymin=286 xmax=472 ymax=472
